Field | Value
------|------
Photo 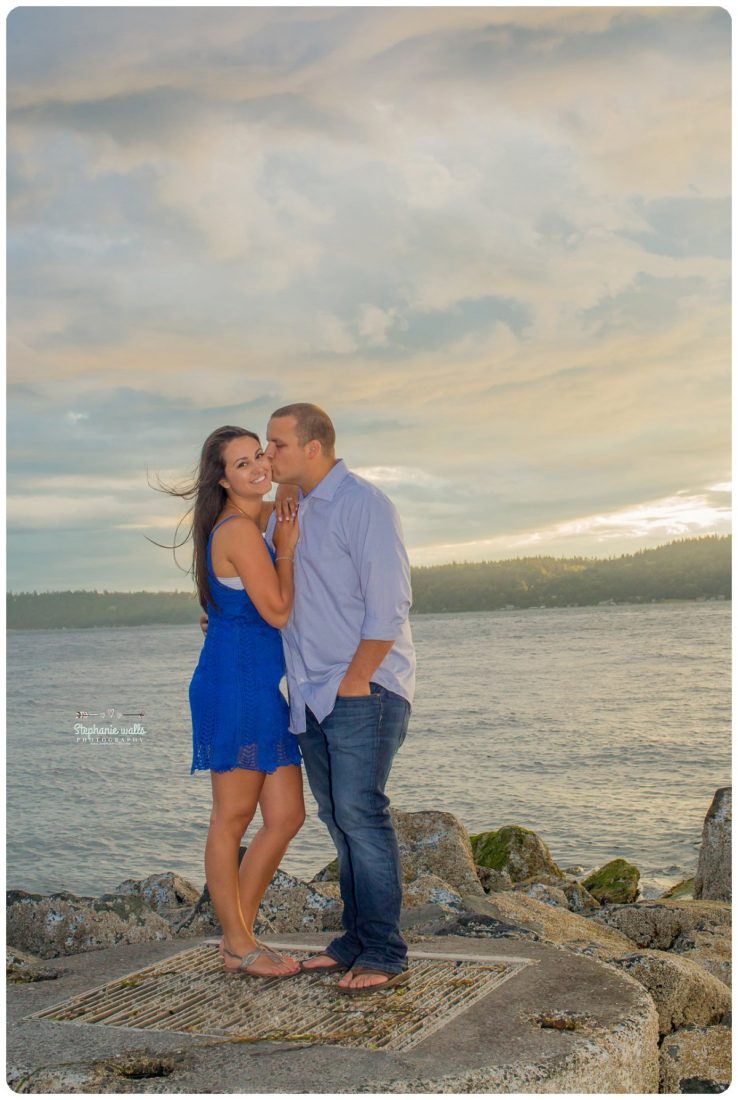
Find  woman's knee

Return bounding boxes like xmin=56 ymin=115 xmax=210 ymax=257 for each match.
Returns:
xmin=264 ymin=806 xmax=306 ymax=839
xmin=209 ymin=803 xmax=256 ymax=836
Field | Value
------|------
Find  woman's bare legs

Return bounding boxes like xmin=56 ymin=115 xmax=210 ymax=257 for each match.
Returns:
xmin=238 ymin=764 xmax=305 ymax=944
xmin=206 ymin=766 xmax=297 ymax=976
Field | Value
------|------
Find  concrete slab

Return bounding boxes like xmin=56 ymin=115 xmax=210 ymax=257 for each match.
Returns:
xmin=8 ymin=933 xmax=660 ymax=1093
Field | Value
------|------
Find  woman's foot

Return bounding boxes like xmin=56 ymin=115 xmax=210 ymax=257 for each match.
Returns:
xmin=218 ymin=937 xmax=300 ymax=977
xmin=255 ymin=938 xmax=301 ymax=971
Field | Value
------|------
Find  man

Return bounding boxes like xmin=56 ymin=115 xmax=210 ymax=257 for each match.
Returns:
xmin=264 ymin=402 xmax=415 ymax=992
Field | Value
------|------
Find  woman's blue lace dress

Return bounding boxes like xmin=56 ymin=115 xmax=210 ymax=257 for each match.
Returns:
xmin=189 ymin=514 xmax=302 ymax=774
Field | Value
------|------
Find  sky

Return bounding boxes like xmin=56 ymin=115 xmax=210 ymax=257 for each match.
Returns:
xmin=6 ymin=5 xmax=731 ymax=592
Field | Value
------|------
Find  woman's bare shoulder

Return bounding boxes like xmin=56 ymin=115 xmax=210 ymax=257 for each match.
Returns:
xmin=212 ymin=514 xmax=260 ymax=542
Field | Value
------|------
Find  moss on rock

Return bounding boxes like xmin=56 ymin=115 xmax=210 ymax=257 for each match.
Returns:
xmin=582 ymin=858 xmax=640 ymax=904
xmin=469 ymin=825 xmax=564 ymax=883
xmin=660 ymin=877 xmax=695 ymax=900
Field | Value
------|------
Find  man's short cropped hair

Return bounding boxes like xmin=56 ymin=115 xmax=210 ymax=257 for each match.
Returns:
xmin=271 ymin=402 xmax=336 ymax=456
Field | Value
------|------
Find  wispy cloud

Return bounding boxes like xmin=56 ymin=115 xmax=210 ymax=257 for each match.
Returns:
xmin=6 ymin=7 xmax=730 ymax=590
xmin=354 ymin=466 xmax=451 ymax=490
xmin=410 ymin=485 xmax=732 ymax=566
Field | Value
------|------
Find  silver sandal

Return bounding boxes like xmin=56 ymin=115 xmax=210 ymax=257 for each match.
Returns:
xmin=221 ymin=943 xmax=300 ymax=981
xmin=218 ymin=937 xmax=298 ymax=972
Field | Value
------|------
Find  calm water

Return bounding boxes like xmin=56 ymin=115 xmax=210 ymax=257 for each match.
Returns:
xmin=7 ymin=603 xmax=730 ymax=899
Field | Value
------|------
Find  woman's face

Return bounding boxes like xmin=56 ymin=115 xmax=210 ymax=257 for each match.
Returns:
xmin=219 ymin=436 xmax=273 ymax=498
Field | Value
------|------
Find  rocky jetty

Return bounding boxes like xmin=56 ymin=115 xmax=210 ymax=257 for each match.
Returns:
xmin=6 ymin=787 xmax=731 ymax=1092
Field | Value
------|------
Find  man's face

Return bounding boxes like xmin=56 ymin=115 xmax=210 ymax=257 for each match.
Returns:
xmin=265 ymin=416 xmax=308 ymax=484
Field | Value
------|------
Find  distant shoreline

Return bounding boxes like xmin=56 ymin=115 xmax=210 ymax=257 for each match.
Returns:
xmin=5 ymin=596 xmax=731 ymax=631
xmin=6 ymin=535 xmax=731 ymax=629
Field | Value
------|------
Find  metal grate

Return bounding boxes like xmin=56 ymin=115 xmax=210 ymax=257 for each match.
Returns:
xmin=31 ymin=942 xmax=534 ymax=1052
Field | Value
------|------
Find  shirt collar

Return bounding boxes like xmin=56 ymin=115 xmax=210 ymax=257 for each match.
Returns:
xmin=300 ymin=458 xmax=349 ymax=503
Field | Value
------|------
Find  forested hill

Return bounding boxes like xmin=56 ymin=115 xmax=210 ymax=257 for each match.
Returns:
xmin=410 ymin=534 xmax=730 ymax=612
xmin=6 ymin=535 xmax=730 ymax=629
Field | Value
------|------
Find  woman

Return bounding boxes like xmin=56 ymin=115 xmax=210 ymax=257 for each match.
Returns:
xmin=170 ymin=425 xmax=305 ymax=979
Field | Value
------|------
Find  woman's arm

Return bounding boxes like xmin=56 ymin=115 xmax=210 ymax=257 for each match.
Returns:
xmin=259 ymin=501 xmax=275 ymax=533
xmin=218 ymin=516 xmax=298 ymax=629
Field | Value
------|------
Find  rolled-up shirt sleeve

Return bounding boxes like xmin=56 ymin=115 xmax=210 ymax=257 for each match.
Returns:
xmin=347 ymin=492 xmax=412 ymax=640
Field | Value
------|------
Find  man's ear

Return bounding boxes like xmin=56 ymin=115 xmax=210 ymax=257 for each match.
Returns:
xmin=305 ymin=440 xmax=321 ymax=460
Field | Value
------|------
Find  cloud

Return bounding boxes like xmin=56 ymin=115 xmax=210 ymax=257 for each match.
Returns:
xmin=410 ymin=485 xmax=732 ymax=566
xmin=620 ymin=196 xmax=730 ymax=259
xmin=578 ymin=272 xmax=716 ymax=337
xmin=354 ymin=466 xmax=450 ymax=490
xmin=5 ymin=7 xmax=731 ymax=589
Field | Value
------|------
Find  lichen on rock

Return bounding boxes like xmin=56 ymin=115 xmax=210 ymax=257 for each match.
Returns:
xmin=469 ymin=825 xmax=565 ymax=884
xmin=6 ymin=889 xmax=172 ymax=958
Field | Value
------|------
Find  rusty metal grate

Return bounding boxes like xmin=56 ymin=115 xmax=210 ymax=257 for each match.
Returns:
xmin=30 ymin=942 xmax=534 ymax=1052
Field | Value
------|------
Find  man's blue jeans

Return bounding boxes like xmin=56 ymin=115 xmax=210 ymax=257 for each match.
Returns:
xmin=299 ymin=681 xmax=411 ymax=974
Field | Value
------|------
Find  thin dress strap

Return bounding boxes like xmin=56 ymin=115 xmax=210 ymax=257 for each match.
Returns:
xmin=211 ymin=514 xmax=244 ymax=536
xmin=207 ymin=514 xmax=244 ymax=574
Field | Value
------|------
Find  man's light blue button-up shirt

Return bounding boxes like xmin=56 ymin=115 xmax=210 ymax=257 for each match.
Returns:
xmin=266 ymin=459 xmax=416 ymax=735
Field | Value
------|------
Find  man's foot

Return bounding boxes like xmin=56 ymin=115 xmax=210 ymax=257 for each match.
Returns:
xmin=337 ymin=965 xmax=410 ymax=993
xmin=301 ymin=952 xmax=347 ymax=973
xmin=337 ymin=967 xmax=386 ymax=990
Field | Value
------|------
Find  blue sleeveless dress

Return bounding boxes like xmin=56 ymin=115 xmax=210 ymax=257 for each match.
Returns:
xmin=189 ymin=514 xmax=302 ymax=774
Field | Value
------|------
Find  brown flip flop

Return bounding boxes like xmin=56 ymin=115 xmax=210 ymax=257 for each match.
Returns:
xmin=337 ymin=964 xmax=410 ymax=995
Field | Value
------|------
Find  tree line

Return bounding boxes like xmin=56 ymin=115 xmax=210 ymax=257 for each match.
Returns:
xmin=6 ymin=535 xmax=730 ymax=629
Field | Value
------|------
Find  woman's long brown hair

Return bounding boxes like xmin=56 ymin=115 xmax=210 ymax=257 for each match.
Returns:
xmin=147 ymin=425 xmax=260 ymax=613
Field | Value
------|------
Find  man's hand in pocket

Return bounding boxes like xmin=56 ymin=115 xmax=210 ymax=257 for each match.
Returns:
xmin=337 ymin=673 xmax=371 ymax=697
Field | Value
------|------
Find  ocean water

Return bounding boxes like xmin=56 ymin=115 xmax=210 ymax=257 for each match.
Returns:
xmin=6 ymin=602 xmax=730 ymax=900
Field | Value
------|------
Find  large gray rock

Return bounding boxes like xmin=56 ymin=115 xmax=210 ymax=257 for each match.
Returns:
xmin=608 ymin=950 xmax=731 ymax=1037
xmin=694 ymin=786 xmax=731 ymax=901
xmin=402 ymin=874 xmax=464 ymax=911
xmin=6 ymin=889 xmax=172 ymax=958
xmin=585 ymin=898 xmax=730 ymax=951
xmin=670 ymin=915 xmax=732 ymax=988
xmin=173 ymin=866 xmax=341 ymax=938
xmin=659 ymin=1024 xmax=732 ymax=1093
xmin=113 ymin=872 xmax=200 ymax=914
xmin=470 ymin=825 xmax=565 ymax=883
xmin=583 ymin=898 xmax=731 ymax=985
xmin=448 ymin=890 xmax=637 ymax=962
xmin=173 ymin=885 xmax=275 ymax=938
xmin=258 ymin=870 xmax=342 ymax=933
xmin=312 ymin=809 xmax=484 ymax=897
xmin=393 ymin=809 xmax=484 ymax=895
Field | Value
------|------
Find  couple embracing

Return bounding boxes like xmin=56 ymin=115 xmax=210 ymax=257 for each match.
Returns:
xmin=183 ymin=403 xmax=415 ymax=994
